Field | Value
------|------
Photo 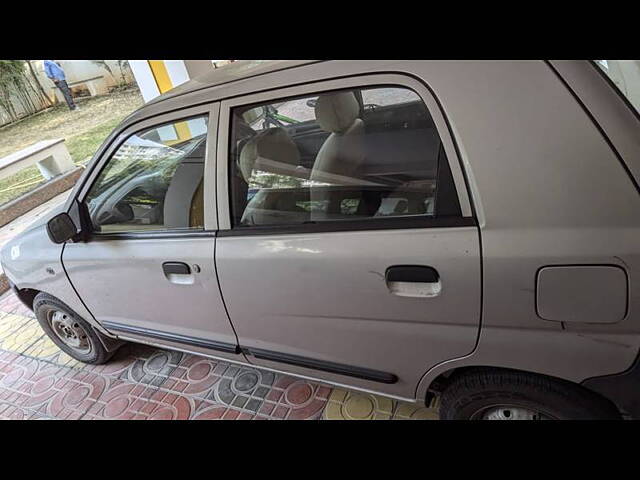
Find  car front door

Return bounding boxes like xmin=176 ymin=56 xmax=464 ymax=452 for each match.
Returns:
xmin=215 ymin=74 xmax=481 ymax=399
xmin=62 ymin=104 xmax=240 ymax=358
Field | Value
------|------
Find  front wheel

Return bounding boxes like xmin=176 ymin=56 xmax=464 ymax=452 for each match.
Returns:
xmin=439 ymin=369 xmax=621 ymax=420
xmin=33 ymin=292 xmax=117 ymax=364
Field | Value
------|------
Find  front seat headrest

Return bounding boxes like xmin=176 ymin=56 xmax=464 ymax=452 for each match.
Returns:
xmin=238 ymin=127 xmax=300 ymax=181
xmin=315 ymin=91 xmax=360 ymax=134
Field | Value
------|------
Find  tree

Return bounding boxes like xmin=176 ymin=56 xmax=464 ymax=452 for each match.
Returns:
xmin=115 ymin=60 xmax=130 ymax=86
xmin=0 ymin=60 xmax=49 ymax=123
xmin=91 ymin=60 xmax=130 ymax=87
xmin=25 ymin=60 xmax=52 ymax=107
xmin=90 ymin=60 xmax=114 ymax=78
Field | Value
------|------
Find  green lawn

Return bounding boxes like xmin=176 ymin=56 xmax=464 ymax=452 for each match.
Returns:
xmin=0 ymin=87 xmax=143 ymax=206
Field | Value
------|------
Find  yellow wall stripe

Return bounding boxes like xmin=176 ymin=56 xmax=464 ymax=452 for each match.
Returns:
xmin=148 ymin=60 xmax=173 ymax=94
xmin=147 ymin=61 xmax=193 ymax=143
xmin=174 ymin=121 xmax=192 ymax=141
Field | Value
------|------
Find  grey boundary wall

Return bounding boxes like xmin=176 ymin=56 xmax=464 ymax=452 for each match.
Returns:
xmin=0 ymin=166 xmax=83 ymax=228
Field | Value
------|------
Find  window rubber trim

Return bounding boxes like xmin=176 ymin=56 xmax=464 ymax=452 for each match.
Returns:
xmin=85 ymin=229 xmax=217 ymax=241
xmin=221 ymin=75 xmax=477 ymax=234
xmin=218 ymin=216 xmax=476 ymax=237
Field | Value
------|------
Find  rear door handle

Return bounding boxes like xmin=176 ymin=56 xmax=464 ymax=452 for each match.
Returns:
xmin=163 ymin=262 xmax=191 ymax=275
xmin=385 ymin=265 xmax=441 ymax=298
xmin=162 ymin=262 xmax=194 ymax=285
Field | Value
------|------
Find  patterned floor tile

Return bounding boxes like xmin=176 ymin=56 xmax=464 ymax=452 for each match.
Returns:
xmin=21 ymin=334 xmax=86 ymax=370
xmin=159 ymin=355 xmax=331 ymax=419
xmin=88 ymin=343 xmax=183 ymax=387
xmin=392 ymin=402 xmax=440 ymax=420
xmin=215 ymin=364 xmax=276 ymax=412
xmin=0 ymin=401 xmax=54 ymax=420
xmin=0 ymin=294 xmax=23 ymax=314
xmin=0 ymin=289 xmax=439 ymax=421
xmin=0 ymin=318 xmax=48 ymax=358
xmin=0 ymin=354 xmax=106 ymax=419
xmin=323 ymin=388 xmax=440 ymax=420
xmin=0 ymin=313 xmax=35 ymax=349
xmin=83 ymin=380 xmax=192 ymax=420
xmin=161 ymin=354 xmax=222 ymax=396
xmin=258 ymin=376 xmax=331 ymax=420
xmin=323 ymin=388 xmax=394 ymax=420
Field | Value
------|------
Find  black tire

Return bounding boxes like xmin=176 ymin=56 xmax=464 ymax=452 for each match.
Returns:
xmin=439 ymin=368 xmax=621 ymax=420
xmin=33 ymin=292 xmax=116 ymax=365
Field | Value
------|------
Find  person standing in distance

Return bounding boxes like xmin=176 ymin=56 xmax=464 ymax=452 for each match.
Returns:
xmin=44 ymin=60 xmax=77 ymax=111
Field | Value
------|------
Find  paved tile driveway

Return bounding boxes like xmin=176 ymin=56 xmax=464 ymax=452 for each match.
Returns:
xmin=0 ymin=290 xmax=440 ymax=420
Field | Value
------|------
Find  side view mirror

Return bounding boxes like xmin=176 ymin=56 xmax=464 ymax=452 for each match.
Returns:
xmin=47 ymin=212 xmax=78 ymax=244
xmin=306 ymin=99 xmax=317 ymax=108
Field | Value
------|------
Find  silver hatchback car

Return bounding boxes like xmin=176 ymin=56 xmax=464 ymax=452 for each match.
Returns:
xmin=2 ymin=60 xmax=639 ymax=420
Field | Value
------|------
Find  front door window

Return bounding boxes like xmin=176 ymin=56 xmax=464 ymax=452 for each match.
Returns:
xmin=85 ymin=115 xmax=209 ymax=233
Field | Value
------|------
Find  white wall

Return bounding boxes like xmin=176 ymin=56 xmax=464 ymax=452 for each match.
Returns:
xmin=128 ymin=61 xmax=160 ymax=103
xmin=164 ymin=60 xmax=191 ymax=87
xmin=33 ymin=60 xmax=134 ymax=95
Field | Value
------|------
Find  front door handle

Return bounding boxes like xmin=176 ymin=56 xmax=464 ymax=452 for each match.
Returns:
xmin=162 ymin=262 xmax=194 ymax=285
xmin=385 ymin=265 xmax=441 ymax=298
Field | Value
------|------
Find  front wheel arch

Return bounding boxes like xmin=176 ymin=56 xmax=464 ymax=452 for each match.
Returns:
xmin=14 ymin=287 xmax=39 ymax=311
xmin=16 ymin=288 xmax=123 ymax=353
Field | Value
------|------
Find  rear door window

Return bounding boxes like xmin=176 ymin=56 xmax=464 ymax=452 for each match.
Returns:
xmin=229 ymin=86 xmax=461 ymax=228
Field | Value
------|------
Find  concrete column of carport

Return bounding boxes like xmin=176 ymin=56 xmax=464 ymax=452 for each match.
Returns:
xmin=127 ymin=60 xmax=216 ymax=145
xmin=128 ymin=60 xmax=215 ymax=102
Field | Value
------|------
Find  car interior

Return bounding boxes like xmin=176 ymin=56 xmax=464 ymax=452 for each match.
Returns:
xmin=230 ymin=86 xmax=451 ymax=227
xmin=87 ymin=86 xmax=458 ymax=233
xmin=87 ymin=132 xmax=207 ymax=233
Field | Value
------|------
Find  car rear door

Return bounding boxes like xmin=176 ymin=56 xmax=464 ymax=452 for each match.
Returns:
xmin=214 ymin=73 xmax=481 ymax=399
xmin=61 ymin=103 xmax=241 ymax=359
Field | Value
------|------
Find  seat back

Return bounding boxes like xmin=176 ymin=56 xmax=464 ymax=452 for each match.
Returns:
xmin=310 ymin=91 xmax=365 ymax=183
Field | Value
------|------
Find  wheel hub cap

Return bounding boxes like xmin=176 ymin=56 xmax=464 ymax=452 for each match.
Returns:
xmin=49 ymin=310 xmax=91 ymax=354
xmin=481 ymin=406 xmax=552 ymax=420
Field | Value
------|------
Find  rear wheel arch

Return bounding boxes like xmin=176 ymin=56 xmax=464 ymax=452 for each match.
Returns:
xmin=425 ymin=365 xmax=622 ymax=416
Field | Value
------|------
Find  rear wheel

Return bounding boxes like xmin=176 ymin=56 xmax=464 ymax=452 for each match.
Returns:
xmin=439 ymin=368 xmax=621 ymax=420
xmin=33 ymin=292 xmax=117 ymax=364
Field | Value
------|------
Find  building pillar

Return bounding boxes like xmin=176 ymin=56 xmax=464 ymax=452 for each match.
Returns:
xmin=128 ymin=60 xmax=215 ymax=103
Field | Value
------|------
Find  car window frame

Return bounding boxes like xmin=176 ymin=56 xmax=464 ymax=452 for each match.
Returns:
xmin=72 ymin=102 xmax=220 ymax=239
xmin=216 ymin=73 xmax=475 ymax=234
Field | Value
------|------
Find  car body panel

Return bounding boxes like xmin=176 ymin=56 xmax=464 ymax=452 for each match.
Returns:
xmin=0 ymin=222 xmax=108 ymax=335
xmin=1 ymin=60 xmax=638 ymax=411
xmin=216 ymin=227 xmax=481 ymax=398
xmin=62 ymin=235 xmax=240 ymax=353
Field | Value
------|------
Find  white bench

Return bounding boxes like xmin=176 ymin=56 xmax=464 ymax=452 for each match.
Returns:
xmin=51 ymin=75 xmax=108 ymax=101
xmin=0 ymin=139 xmax=75 ymax=181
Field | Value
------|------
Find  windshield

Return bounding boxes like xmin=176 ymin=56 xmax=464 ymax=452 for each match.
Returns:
xmin=594 ymin=60 xmax=640 ymax=115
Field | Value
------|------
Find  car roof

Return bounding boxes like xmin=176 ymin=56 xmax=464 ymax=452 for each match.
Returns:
xmin=146 ymin=60 xmax=320 ymax=106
